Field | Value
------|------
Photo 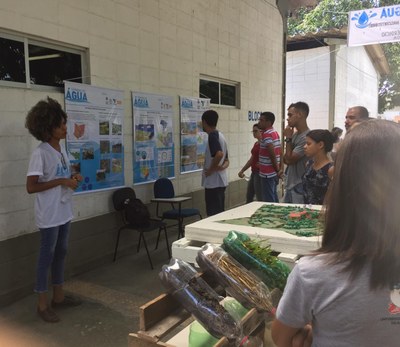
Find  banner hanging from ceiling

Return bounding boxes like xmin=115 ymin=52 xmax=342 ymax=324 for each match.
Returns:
xmin=348 ymin=5 xmax=400 ymax=47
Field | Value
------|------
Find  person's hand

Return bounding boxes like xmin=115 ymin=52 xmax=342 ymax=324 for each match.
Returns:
xmin=283 ymin=125 xmax=294 ymax=139
xmin=292 ymin=324 xmax=312 ymax=347
xmin=277 ymin=169 xmax=284 ymax=179
xmin=72 ymin=174 xmax=83 ymax=182
xmin=63 ymin=178 xmax=80 ymax=190
xmin=238 ymin=170 xmax=244 ymax=178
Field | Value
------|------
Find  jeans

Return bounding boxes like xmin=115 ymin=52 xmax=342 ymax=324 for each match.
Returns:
xmin=283 ymin=183 xmax=305 ymax=204
xmin=34 ymin=221 xmax=71 ymax=293
xmin=261 ymin=176 xmax=279 ymax=203
xmin=205 ymin=187 xmax=226 ymax=216
xmin=246 ymin=172 xmax=262 ymax=203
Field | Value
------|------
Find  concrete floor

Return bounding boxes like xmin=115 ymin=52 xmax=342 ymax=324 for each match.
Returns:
xmin=0 ymin=230 xmax=176 ymax=347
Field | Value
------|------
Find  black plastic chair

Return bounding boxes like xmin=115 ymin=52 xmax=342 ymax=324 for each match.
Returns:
xmin=153 ymin=178 xmax=202 ymax=239
xmin=112 ymin=187 xmax=170 ymax=269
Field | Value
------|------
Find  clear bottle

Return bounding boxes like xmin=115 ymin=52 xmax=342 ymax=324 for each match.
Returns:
xmin=239 ymin=336 xmax=263 ymax=347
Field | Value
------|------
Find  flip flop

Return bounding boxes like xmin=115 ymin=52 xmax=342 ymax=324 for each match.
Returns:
xmin=51 ymin=295 xmax=82 ymax=309
xmin=37 ymin=307 xmax=60 ymax=323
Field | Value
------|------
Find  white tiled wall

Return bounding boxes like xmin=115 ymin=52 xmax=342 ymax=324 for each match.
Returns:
xmin=285 ymin=46 xmax=331 ymax=130
xmin=0 ymin=0 xmax=285 ymax=241
xmin=335 ymin=45 xmax=379 ymax=129
xmin=286 ymin=44 xmax=379 ymax=132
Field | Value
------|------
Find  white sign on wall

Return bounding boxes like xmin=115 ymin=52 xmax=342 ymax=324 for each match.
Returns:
xmin=348 ymin=5 xmax=400 ymax=47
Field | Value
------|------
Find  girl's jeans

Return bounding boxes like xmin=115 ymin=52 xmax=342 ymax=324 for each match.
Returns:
xmin=34 ymin=221 xmax=71 ymax=293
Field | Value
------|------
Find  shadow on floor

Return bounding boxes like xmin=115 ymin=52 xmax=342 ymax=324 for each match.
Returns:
xmin=0 ymin=230 xmax=176 ymax=347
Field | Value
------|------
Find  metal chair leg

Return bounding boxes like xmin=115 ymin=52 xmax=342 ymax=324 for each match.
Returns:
xmin=137 ymin=232 xmax=142 ymax=252
xmin=140 ymin=232 xmax=154 ymax=270
xmin=113 ymin=227 xmax=122 ymax=261
xmin=163 ymin=226 xmax=171 ymax=258
xmin=155 ymin=228 xmax=161 ymax=250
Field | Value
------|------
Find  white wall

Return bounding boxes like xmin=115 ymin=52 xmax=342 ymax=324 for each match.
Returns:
xmin=0 ymin=0 xmax=285 ymax=241
xmin=334 ymin=45 xmax=379 ymax=130
xmin=285 ymin=46 xmax=331 ymax=130
xmin=286 ymin=44 xmax=379 ymax=132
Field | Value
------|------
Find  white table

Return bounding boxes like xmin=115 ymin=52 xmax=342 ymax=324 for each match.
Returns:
xmin=176 ymin=202 xmax=322 ymax=257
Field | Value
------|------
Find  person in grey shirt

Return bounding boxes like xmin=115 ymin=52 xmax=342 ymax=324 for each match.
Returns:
xmin=282 ymin=101 xmax=310 ymax=204
xmin=272 ymin=120 xmax=400 ymax=347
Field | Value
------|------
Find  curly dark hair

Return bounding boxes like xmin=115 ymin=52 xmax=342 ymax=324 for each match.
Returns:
xmin=25 ymin=97 xmax=67 ymax=142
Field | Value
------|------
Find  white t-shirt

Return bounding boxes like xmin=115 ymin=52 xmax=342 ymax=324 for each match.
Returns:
xmin=276 ymin=254 xmax=399 ymax=347
xmin=27 ymin=142 xmax=73 ymax=228
xmin=202 ymin=130 xmax=228 ymax=189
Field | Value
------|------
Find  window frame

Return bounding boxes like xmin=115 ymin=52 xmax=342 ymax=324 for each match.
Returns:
xmin=199 ymin=75 xmax=241 ymax=108
xmin=0 ymin=30 xmax=89 ymax=91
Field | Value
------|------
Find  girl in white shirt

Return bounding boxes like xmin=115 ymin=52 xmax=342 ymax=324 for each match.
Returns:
xmin=26 ymin=97 xmax=82 ymax=323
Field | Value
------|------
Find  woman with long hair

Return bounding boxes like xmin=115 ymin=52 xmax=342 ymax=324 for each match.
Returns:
xmin=272 ymin=120 xmax=400 ymax=347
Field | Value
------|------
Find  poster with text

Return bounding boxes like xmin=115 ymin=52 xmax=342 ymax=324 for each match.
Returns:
xmin=179 ymin=96 xmax=210 ymax=173
xmin=348 ymin=5 xmax=400 ymax=47
xmin=64 ymin=82 xmax=125 ymax=193
xmin=132 ymin=92 xmax=174 ymax=184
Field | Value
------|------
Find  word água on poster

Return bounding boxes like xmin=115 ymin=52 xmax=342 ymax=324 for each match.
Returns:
xmin=180 ymin=96 xmax=210 ymax=173
xmin=64 ymin=82 xmax=125 ymax=193
xmin=132 ymin=92 xmax=175 ymax=185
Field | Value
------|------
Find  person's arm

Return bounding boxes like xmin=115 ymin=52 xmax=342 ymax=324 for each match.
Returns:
xmin=220 ymin=157 xmax=229 ymax=170
xmin=266 ymin=143 xmax=280 ymax=173
xmin=272 ymin=321 xmax=313 ymax=347
xmin=205 ymin=150 xmax=224 ymax=177
xmin=26 ymin=175 xmax=80 ymax=194
xmin=283 ymin=139 xmax=303 ymax=165
xmin=283 ymin=129 xmax=307 ymax=166
xmin=328 ymin=165 xmax=334 ymax=180
xmin=238 ymin=155 xmax=254 ymax=178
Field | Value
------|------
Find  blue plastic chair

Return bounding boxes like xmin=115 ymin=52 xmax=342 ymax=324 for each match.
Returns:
xmin=153 ymin=178 xmax=202 ymax=239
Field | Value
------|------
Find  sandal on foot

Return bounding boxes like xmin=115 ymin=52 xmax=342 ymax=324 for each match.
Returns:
xmin=51 ymin=295 xmax=82 ymax=309
xmin=37 ymin=307 xmax=60 ymax=323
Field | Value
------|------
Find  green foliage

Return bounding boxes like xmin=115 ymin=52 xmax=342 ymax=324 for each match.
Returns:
xmin=379 ymin=42 xmax=400 ymax=112
xmin=288 ymin=0 xmax=400 ymax=112
xmin=288 ymin=0 xmax=374 ymax=35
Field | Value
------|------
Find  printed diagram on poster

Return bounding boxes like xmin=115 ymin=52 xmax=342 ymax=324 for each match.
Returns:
xmin=132 ymin=92 xmax=175 ymax=185
xmin=180 ymin=96 xmax=210 ymax=173
xmin=64 ymin=82 xmax=125 ymax=193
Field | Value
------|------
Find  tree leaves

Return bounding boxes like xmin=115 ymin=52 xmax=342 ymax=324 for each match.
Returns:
xmin=288 ymin=0 xmax=400 ymax=112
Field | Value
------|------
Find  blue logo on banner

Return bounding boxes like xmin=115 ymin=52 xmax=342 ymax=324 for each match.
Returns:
xmin=134 ymin=96 xmax=149 ymax=108
xmin=181 ymin=98 xmax=193 ymax=108
xmin=65 ymin=88 xmax=88 ymax=103
xmin=351 ymin=10 xmax=377 ymax=28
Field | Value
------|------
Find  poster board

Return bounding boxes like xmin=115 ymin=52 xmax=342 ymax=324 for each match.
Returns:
xmin=64 ymin=82 xmax=125 ymax=193
xmin=179 ymin=96 xmax=210 ymax=173
xmin=132 ymin=92 xmax=175 ymax=184
xmin=348 ymin=5 xmax=400 ymax=47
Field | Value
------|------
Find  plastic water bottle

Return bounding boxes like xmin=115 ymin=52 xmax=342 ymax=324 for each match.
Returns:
xmin=239 ymin=336 xmax=263 ymax=347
